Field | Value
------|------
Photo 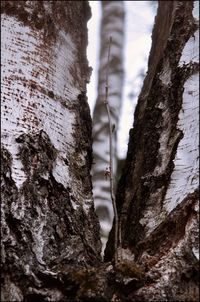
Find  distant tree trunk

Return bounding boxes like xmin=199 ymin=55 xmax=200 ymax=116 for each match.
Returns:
xmin=105 ymin=1 xmax=199 ymax=300
xmin=1 ymin=1 xmax=102 ymax=300
xmin=92 ymin=1 xmax=125 ymax=251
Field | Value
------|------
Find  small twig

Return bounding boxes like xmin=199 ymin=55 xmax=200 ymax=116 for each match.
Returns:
xmin=104 ymin=36 xmax=119 ymax=266
xmin=118 ymin=217 xmax=122 ymax=261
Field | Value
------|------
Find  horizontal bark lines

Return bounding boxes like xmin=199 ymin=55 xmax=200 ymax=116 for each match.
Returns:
xmin=1 ymin=2 xmax=101 ymax=301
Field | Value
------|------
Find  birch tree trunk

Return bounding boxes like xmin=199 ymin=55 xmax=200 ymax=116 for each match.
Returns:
xmin=92 ymin=1 xmax=125 ymax=250
xmin=105 ymin=1 xmax=199 ymax=300
xmin=1 ymin=1 xmax=102 ymax=301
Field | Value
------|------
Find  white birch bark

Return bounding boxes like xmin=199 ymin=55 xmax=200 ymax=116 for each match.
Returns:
xmin=106 ymin=1 xmax=199 ymax=300
xmin=1 ymin=2 xmax=101 ymax=300
xmin=138 ymin=2 xmax=199 ymax=235
xmin=92 ymin=1 xmax=125 ymax=250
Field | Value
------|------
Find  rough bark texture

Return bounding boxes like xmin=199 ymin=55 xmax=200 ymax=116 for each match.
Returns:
xmin=92 ymin=1 xmax=125 ymax=251
xmin=1 ymin=1 xmax=102 ymax=301
xmin=1 ymin=1 xmax=199 ymax=301
xmin=105 ymin=1 xmax=199 ymax=301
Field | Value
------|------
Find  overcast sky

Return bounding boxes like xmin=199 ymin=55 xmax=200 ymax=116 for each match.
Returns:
xmin=87 ymin=1 xmax=157 ymax=158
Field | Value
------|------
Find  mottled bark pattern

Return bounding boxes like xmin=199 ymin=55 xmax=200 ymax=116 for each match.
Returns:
xmin=106 ymin=1 xmax=199 ymax=301
xmin=1 ymin=1 xmax=101 ymax=301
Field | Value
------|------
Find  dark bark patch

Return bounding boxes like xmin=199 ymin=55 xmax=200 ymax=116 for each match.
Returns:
xmin=16 ymin=130 xmax=57 ymax=177
xmin=1 ymin=1 xmax=91 ymax=45
xmin=71 ymin=92 xmax=93 ymax=196
xmin=1 ymin=147 xmax=13 ymax=182
xmin=135 ymin=190 xmax=198 ymax=262
xmin=1 ymin=131 xmax=101 ymax=299
xmin=47 ymin=90 xmax=54 ymax=99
